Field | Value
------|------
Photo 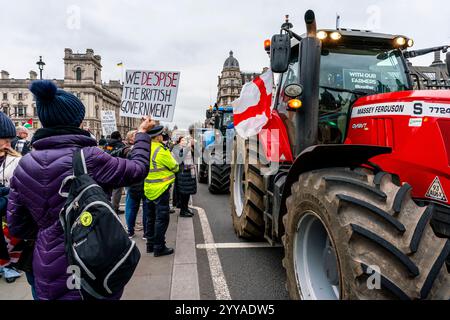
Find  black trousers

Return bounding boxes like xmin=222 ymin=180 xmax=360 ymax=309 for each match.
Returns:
xmin=144 ymin=189 xmax=171 ymax=251
xmin=179 ymin=193 xmax=191 ymax=213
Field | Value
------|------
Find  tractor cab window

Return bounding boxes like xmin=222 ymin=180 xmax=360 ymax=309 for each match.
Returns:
xmin=214 ymin=111 xmax=234 ymax=130
xmin=222 ymin=112 xmax=234 ymax=128
xmin=276 ymin=45 xmax=300 ymax=113
xmin=318 ymin=48 xmax=410 ymax=143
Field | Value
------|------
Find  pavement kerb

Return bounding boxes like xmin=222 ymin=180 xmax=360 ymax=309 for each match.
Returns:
xmin=170 ymin=212 xmax=200 ymax=300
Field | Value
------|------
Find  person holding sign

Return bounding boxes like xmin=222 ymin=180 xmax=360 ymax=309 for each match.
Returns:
xmin=6 ymin=80 xmax=155 ymax=300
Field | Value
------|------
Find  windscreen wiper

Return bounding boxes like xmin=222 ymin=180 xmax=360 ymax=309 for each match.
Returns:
xmin=320 ymin=85 xmax=369 ymax=97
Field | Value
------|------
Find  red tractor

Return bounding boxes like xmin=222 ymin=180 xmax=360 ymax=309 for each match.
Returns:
xmin=229 ymin=10 xmax=450 ymax=299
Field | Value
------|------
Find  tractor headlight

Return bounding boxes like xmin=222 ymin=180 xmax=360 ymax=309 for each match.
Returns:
xmin=330 ymin=32 xmax=342 ymax=41
xmin=394 ymin=36 xmax=407 ymax=47
xmin=317 ymin=31 xmax=328 ymax=40
xmin=407 ymin=38 xmax=414 ymax=47
xmin=284 ymin=84 xmax=303 ymax=98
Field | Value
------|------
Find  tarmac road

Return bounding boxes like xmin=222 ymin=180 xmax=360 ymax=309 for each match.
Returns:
xmin=192 ymin=183 xmax=289 ymax=300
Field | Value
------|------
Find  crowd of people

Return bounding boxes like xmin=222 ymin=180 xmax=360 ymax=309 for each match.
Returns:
xmin=0 ymin=80 xmax=198 ymax=300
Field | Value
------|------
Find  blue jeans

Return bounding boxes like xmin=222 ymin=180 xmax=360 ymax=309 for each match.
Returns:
xmin=25 ymin=271 xmax=38 ymax=300
xmin=144 ymin=189 xmax=171 ymax=251
xmin=125 ymin=190 xmax=149 ymax=236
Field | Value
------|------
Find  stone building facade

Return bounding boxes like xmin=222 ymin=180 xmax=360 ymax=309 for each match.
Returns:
xmin=216 ymin=51 xmax=261 ymax=107
xmin=0 ymin=48 xmax=139 ymax=139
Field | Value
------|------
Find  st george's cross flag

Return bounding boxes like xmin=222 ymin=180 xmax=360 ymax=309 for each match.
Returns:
xmin=232 ymin=70 xmax=273 ymax=138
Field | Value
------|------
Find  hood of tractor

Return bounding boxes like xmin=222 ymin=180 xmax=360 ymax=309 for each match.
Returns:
xmin=346 ymin=90 xmax=450 ymax=205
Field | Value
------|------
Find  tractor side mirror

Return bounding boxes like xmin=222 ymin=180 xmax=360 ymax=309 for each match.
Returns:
xmin=270 ymin=34 xmax=291 ymax=73
xmin=446 ymin=52 xmax=450 ymax=76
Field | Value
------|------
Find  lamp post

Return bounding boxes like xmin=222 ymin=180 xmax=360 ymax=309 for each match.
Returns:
xmin=36 ymin=56 xmax=45 ymax=80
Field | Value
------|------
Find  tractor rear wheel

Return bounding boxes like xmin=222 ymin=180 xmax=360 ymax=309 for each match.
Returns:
xmin=230 ymin=137 xmax=266 ymax=239
xmin=282 ymin=167 xmax=450 ymax=300
xmin=208 ymin=151 xmax=231 ymax=194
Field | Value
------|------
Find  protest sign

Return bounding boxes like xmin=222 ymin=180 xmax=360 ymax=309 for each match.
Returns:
xmin=101 ymin=110 xmax=118 ymax=136
xmin=343 ymin=69 xmax=380 ymax=91
xmin=120 ymin=70 xmax=180 ymax=122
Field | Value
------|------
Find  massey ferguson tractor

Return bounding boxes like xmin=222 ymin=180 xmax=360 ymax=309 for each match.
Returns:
xmin=229 ymin=10 xmax=450 ymax=299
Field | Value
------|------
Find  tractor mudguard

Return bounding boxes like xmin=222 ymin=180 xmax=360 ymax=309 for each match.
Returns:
xmin=275 ymin=144 xmax=391 ymax=238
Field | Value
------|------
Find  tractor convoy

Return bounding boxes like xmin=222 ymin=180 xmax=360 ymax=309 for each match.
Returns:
xmin=202 ymin=10 xmax=450 ymax=300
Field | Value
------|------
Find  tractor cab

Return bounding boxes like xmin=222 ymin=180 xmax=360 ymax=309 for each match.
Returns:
xmin=275 ymin=28 xmax=415 ymax=145
xmin=213 ymin=106 xmax=234 ymax=133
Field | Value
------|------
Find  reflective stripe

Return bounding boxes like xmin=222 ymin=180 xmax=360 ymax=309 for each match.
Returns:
xmin=145 ymin=174 xmax=175 ymax=184
xmin=151 ymin=146 xmax=162 ymax=170
xmin=148 ymin=167 xmax=168 ymax=173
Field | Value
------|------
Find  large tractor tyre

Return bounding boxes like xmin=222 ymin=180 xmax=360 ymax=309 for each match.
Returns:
xmin=230 ymin=137 xmax=266 ymax=239
xmin=207 ymin=152 xmax=231 ymax=194
xmin=198 ymin=162 xmax=208 ymax=184
xmin=282 ymin=167 xmax=450 ymax=300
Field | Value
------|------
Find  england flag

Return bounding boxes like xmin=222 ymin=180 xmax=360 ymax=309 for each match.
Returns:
xmin=232 ymin=69 xmax=273 ymax=138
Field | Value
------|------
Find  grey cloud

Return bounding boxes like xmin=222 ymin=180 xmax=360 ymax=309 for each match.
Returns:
xmin=1 ymin=0 xmax=449 ymax=128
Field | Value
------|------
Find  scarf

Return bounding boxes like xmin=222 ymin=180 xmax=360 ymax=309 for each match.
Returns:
xmin=31 ymin=126 xmax=92 ymax=144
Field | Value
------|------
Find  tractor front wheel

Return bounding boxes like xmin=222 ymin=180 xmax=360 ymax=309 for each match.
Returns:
xmin=283 ymin=167 xmax=450 ymax=300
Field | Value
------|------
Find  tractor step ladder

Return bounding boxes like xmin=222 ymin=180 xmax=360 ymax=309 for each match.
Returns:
xmin=263 ymin=175 xmax=276 ymax=246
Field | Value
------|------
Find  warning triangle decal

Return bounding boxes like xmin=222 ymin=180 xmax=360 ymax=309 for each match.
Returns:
xmin=425 ymin=176 xmax=448 ymax=202
xmin=280 ymin=154 xmax=286 ymax=161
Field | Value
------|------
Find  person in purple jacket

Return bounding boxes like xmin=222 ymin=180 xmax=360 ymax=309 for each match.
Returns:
xmin=6 ymin=80 xmax=155 ymax=300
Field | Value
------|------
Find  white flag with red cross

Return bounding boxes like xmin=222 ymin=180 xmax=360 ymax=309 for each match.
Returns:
xmin=232 ymin=70 xmax=273 ymax=138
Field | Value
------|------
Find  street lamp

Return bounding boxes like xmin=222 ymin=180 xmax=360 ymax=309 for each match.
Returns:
xmin=36 ymin=56 xmax=45 ymax=80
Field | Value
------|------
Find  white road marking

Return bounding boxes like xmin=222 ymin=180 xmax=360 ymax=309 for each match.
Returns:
xmin=192 ymin=206 xmax=231 ymax=300
xmin=197 ymin=243 xmax=282 ymax=249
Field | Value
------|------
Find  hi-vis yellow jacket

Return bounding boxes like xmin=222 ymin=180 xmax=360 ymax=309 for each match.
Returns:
xmin=144 ymin=142 xmax=179 ymax=201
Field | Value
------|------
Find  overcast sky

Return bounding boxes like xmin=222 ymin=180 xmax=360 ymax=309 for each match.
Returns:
xmin=1 ymin=0 xmax=449 ymax=128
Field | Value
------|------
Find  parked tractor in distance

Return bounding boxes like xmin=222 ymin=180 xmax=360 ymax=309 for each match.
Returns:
xmin=230 ymin=10 xmax=450 ymax=299
xmin=198 ymin=105 xmax=234 ymax=194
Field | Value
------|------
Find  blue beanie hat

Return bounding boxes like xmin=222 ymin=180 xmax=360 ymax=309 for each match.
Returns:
xmin=29 ymin=80 xmax=85 ymax=128
xmin=0 ymin=111 xmax=16 ymax=139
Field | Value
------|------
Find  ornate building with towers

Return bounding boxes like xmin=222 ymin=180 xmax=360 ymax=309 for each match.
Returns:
xmin=0 ymin=48 xmax=139 ymax=139
xmin=216 ymin=51 xmax=261 ymax=107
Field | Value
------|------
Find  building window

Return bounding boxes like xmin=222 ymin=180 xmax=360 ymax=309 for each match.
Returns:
xmin=33 ymin=104 xmax=37 ymax=117
xmin=18 ymin=93 xmax=23 ymax=101
xmin=2 ymin=93 xmax=7 ymax=101
xmin=76 ymin=67 xmax=82 ymax=81
xmin=94 ymin=70 xmax=97 ymax=83
xmin=15 ymin=103 xmax=26 ymax=117
xmin=2 ymin=105 xmax=8 ymax=115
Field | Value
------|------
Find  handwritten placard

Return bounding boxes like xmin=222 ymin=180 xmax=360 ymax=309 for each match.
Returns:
xmin=120 ymin=70 xmax=180 ymax=122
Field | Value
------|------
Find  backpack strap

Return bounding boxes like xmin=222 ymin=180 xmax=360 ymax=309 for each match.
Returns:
xmin=58 ymin=149 xmax=87 ymax=197
xmin=73 ymin=149 xmax=88 ymax=177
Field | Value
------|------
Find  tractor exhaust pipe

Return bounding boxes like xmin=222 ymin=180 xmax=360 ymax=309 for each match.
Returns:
xmin=305 ymin=10 xmax=317 ymax=38
xmin=295 ymin=10 xmax=322 ymax=156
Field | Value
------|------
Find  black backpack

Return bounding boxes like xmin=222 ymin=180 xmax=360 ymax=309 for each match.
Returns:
xmin=59 ymin=149 xmax=140 ymax=299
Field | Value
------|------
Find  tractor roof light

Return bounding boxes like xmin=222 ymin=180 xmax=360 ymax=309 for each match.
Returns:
xmin=288 ymin=99 xmax=303 ymax=109
xmin=264 ymin=39 xmax=271 ymax=52
xmin=330 ymin=31 xmax=342 ymax=41
xmin=394 ymin=36 xmax=407 ymax=47
xmin=317 ymin=30 xmax=328 ymax=40
xmin=407 ymin=38 xmax=414 ymax=47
